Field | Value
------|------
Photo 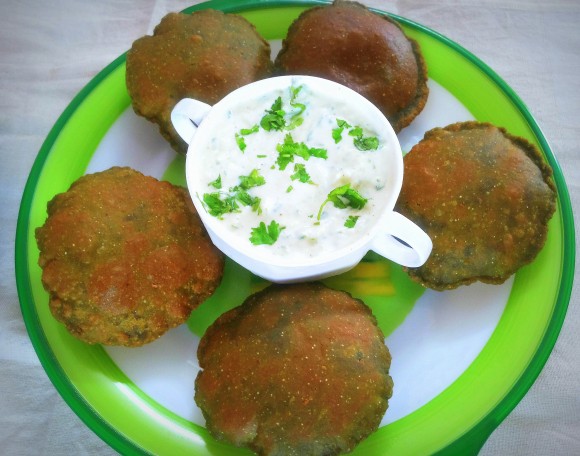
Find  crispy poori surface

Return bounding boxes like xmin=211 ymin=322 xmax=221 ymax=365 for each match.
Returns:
xmin=396 ymin=121 xmax=557 ymax=290
xmin=195 ymin=282 xmax=393 ymax=456
xmin=274 ymin=0 xmax=428 ymax=132
xmin=126 ymin=10 xmax=273 ymax=154
xmin=35 ymin=167 xmax=224 ymax=346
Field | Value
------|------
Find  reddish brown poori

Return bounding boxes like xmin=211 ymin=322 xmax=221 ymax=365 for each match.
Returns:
xmin=195 ymin=282 xmax=393 ymax=455
xmin=36 ymin=167 xmax=225 ymax=346
xmin=126 ymin=10 xmax=273 ymax=154
xmin=396 ymin=121 xmax=557 ymax=290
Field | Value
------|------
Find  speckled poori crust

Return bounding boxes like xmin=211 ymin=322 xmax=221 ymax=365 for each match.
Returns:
xmin=195 ymin=282 xmax=393 ymax=456
xmin=274 ymin=0 xmax=428 ymax=132
xmin=35 ymin=167 xmax=225 ymax=346
xmin=395 ymin=121 xmax=557 ymax=290
xmin=126 ymin=10 xmax=273 ymax=155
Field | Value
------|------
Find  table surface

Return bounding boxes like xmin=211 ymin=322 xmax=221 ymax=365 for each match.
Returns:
xmin=2 ymin=0 xmax=579 ymax=454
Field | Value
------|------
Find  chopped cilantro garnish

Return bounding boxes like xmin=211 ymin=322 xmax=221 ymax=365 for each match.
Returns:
xmin=235 ymin=124 xmax=260 ymax=152
xmin=333 ymin=120 xmax=380 ymax=151
xmin=276 ymin=133 xmax=327 ymax=170
xmin=235 ymin=190 xmax=262 ymax=214
xmin=348 ymin=126 xmax=363 ymax=138
xmin=332 ymin=119 xmax=352 ymax=143
xmin=287 ymin=86 xmax=306 ymax=130
xmin=250 ymin=220 xmax=285 ymax=245
xmin=290 ymin=142 xmax=311 ymax=161
xmin=344 ymin=215 xmax=360 ymax=228
xmin=232 ymin=169 xmax=266 ymax=191
xmin=317 ymin=184 xmax=368 ymax=220
xmin=286 ymin=185 xmax=294 ymax=193
xmin=208 ymin=175 xmax=222 ymax=189
xmin=204 ymin=170 xmax=265 ymax=217
xmin=348 ymin=126 xmax=379 ymax=151
xmin=260 ymin=86 xmax=307 ymax=132
xmin=202 ymin=192 xmax=239 ymax=218
xmin=353 ymin=136 xmax=379 ymax=151
xmin=276 ymin=138 xmax=296 ymax=170
xmin=240 ymin=125 xmax=259 ymax=135
xmin=235 ymin=133 xmax=247 ymax=152
xmin=307 ymin=147 xmax=328 ymax=159
xmin=290 ymin=163 xmax=313 ymax=184
xmin=260 ymin=96 xmax=286 ymax=131
xmin=289 ymin=86 xmax=305 ymax=112
xmin=276 ymin=134 xmax=299 ymax=169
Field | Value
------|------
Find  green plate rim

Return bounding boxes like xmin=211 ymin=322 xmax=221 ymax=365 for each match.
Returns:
xmin=15 ymin=0 xmax=575 ymax=454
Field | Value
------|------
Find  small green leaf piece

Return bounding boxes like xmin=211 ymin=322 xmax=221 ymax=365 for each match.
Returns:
xmin=344 ymin=215 xmax=360 ymax=228
xmin=208 ymin=175 xmax=222 ymax=189
xmin=317 ymin=184 xmax=368 ymax=220
xmin=250 ymin=220 xmax=285 ymax=245
xmin=290 ymin=163 xmax=313 ymax=184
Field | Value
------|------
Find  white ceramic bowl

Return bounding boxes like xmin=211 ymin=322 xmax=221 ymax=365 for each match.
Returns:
xmin=171 ymin=75 xmax=432 ymax=282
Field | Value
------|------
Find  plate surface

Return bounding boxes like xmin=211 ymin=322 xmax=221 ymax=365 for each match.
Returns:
xmin=16 ymin=1 xmax=575 ymax=455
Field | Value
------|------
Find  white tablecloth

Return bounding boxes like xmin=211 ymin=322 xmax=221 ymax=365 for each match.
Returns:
xmin=1 ymin=0 xmax=578 ymax=454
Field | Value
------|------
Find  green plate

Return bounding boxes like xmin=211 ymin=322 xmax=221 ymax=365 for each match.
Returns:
xmin=15 ymin=1 xmax=575 ymax=455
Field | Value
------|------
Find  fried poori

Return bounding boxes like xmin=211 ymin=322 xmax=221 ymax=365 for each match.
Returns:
xmin=35 ymin=167 xmax=225 ymax=346
xmin=126 ymin=10 xmax=273 ymax=155
xmin=395 ymin=121 xmax=557 ymax=290
xmin=195 ymin=282 xmax=393 ymax=456
xmin=274 ymin=0 xmax=428 ymax=132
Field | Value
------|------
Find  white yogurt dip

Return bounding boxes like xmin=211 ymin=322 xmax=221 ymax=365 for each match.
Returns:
xmin=193 ymin=80 xmax=396 ymax=264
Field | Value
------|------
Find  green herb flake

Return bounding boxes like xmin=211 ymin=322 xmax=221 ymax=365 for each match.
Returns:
xmin=348 ymin=126 xmax=363 ymax=138
xmin=276 ymin=133 xmax=327 ymax=170
xmin=287 ymin=85 xmax=306 ymax=130
xmin=234 ymin=169 xmax=266 ymax=191
xmin=354 ymin=135 xmax=379 ymax=151
xmin=286 ymin=185 xmax=294 ymax=193
xmin=308 ymin=147 xmax=328 ymax=159
xmin=260 ymin=96 xmax=286 ymax=132
xmin=344 ymin=215 xmax=360 ymax=228
xmin=348 ymin=125 xmax=379 ymax=151
xmin=235 ymin=133 xmax=247 ymax=152
xmin=240 ymin=125 xmax=259 ymax=135
xmin=289 ymin=86 xmax=305 ymax=111
xmin=235 ymin=190 xmax=262 ymax=214
xmin=205 ymin=170 xmax=265 ymax=217
xmin=317 ymin=184 xmax=368 ymax=220
xmin=208 ymin=175 xmax=222 ymax=189
xmin=276 ymin=134 xmax=296 ymax=170
xmin=235 ymin=124 xmax=261 ymax=152
xmin=276 ymin=152 xmax=294 ymax=171
xmin=250 ymin=220 xmax=285 ymax=245
xmin=290 ymin=163 xmax=313 ymax=184
xmin=332 ymin=119 xmax=352 ymax=143
xmin=202 ymin=192 xmax=239 ymax=218
xmin=278 ymin=133 xmax=306 ymax=161
xmin=260 ymin=87 xmax=307 ymax=132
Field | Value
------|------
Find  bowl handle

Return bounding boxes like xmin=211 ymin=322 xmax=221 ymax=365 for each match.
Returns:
xmin=370 ymin=211 xmax=432 ymax=267
xmin=170 ymin=98 xmax=212 ymax=145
